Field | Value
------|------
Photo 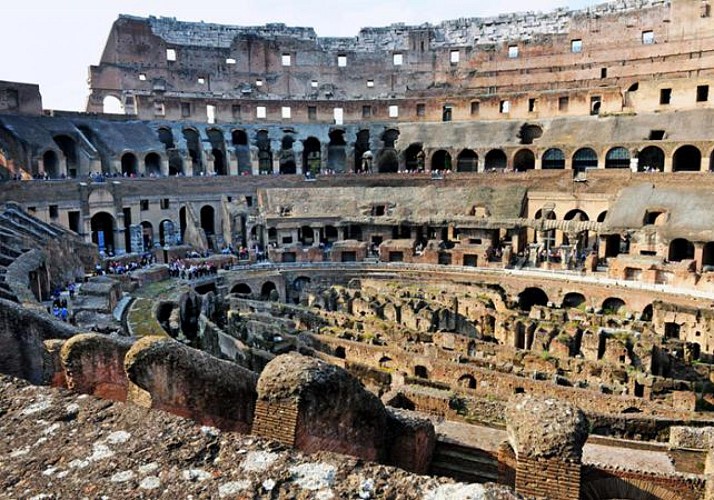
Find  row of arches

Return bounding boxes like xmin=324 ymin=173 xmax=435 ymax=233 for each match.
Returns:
xmin=517 ymin=287 xmax=629 ymax=315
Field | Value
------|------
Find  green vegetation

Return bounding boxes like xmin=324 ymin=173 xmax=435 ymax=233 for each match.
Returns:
xmin=127 ymin=298 xmax=169 ymax=338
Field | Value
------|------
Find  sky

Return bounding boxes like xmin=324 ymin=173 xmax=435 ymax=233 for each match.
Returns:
xmin=1 ymin=0 xmax=596 ymax=111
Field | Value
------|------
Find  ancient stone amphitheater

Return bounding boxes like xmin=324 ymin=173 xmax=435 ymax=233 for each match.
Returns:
xmin=5 ymin=0 xmax=714 ymax=498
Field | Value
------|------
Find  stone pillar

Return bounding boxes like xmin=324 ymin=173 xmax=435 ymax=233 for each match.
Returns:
xmin=506 ymin=395 xmax=588 ymax=500
xmin=695 ymin=243 xmax=705 ymax=272
xmin=702 ymin=156 xmax=710 ymax=172
xmin=630 ymin=156 xmax=639 ymax=172
xmin=227 ymin=150 xmax=238 ymax=176
xmin=477 ymin=154 xmax=486 ymax=173
xmin=160 ymin=157 xmax=169 ymax=177
xmin=664 ymin=155 xmax=673 ymax=173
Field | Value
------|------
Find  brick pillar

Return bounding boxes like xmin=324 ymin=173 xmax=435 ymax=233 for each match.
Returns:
xmin=516 ymin=456 xmax=581 ymax=500
xmin=252 ymin=399 xmax=299 ymax=446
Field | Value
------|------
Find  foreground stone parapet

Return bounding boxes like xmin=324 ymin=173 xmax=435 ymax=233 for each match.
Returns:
xmin=60 ymin=333 xmax=134 ymax=402
xmin=253 ymin=352 xmax=388 ymax=462
xmin=506 ymin=394 xmax=588 ymax=500
xmin=124 ymin=337 xmax=257 ymax=432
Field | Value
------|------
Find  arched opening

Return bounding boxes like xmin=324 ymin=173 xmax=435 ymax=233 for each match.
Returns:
xmin=456 ymin=149 xmax=478 ymax=172
xmin=638 ymin=146 xmax=664 ymax=172
xmin=414 ymin=365 xmax=429 ymax=379
xmin=404 ymin=143 xmax=424 ymax=172
xmin=179 ymin=206 xmax=187 ymax=243
xmin=303 ymin=137 xmax=321 ymax=176
xmin=323 ymin=225 xmax=339 ymax=245
xmin=378 ymin=129 xmax=400 ymax=173
xmin=379 ymin=356 xmax=393 ymax=369
xmin=703 ymin=242 xmax=714 ymax=270
xmin=182 ymin=129 xmax=203 ymax=175
xmin=605 ymin=147 xmax=630 ymax=169
xmin=207 ymin=128 xmax=227 ymax=175
xmin=673 ymin=145 xmax=702 ymax=172
xmin=640 ymin=304 xmax=653 ymax=321
xmin=597 ymin=211 xmax=608 ymax=223
xmin=669 ymin=238 xmax=694 ymax=261
xmin=121 ymin=152 xmax=138 ymax=176
xmin=564 ymin=209 xmax=589 ymax=222
xmin=260 ymin=281 xmax=278 ymax=301
xmin=279 ymin=135 xmax=297 ymax=175
xmin=519 ymin=124 xmax=543 ymax=145
xmin=334 ymin=346 xmax=346 ymax=359
xmin=562 ymin=292 xmax=586 ymax=309
xmin=518 ymin=287 xmax=549 ymax=311
xmin=293 ymin=276 xmax=311 ymax=292
xmin=573 ymin=147 xmax=598 ymax=172
xmin=231 ymin=283 xmax=252 ymax=296
xmin=102 ymin=95 xmax=123 ymax=114
xmin=377 ymin=149 xmax=399 ymax=173
xmin=299 ymin=225 xmax=315 ymax=245
xmin=159 ymin=219 xmax=175 ymax=246
xmin=602 ymin=297 xmax=626 ymax=315
xmin=200 ymin=205 xmax=215 ymax=237
xmin=354 ymin=130 xmax=371 ymax=173
xmin=158 ymin=127 xmax=175 ymax=149
xmin=457 ymin=374 xmax=477 ymax=389
xmin=327 ymin=129 xmax=347 ymax=172
xmin=90 ymin=212 xmax=115 ymax=254
xmin=485 ymin=149 xmax=507 ymax=170
xmin=513 ymin=149 xmax=535 ymax=172
xmin=53 ymin=135 xmax=78 ymax=177
xmin=431 ymin=150 xmax=452 ymax=171
xmin=42 ymin=150 xmax=59 ymax=179
xmin=232 ymin=129 xmax=251 ymax=175
xmin=144 ymin=152 xmax=162 ymax=176
xmin=257 ymin=130 xmax=273 ymax=175
xmin=140 ymin=221 xmax=154 ymax=250
xmin=542 ymin=148 xmax=565 ymax=169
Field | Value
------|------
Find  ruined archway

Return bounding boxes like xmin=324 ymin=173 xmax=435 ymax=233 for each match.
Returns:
xmin=144 ymin=152 xmax=162 ymax=176
xmin=121 ymin=152 xmax=138 ymax=176
xmin=200 ymin=205 xmax=215 ymax=237
xmin=42 ymin=150 xmax=59 ymax=179
xmin=53 ymin=135 xmax=78 ymax=177
xmin=638 ymin=146 xmax=664 ymax=172
xmin=485 ymin=149 xmax=507 ymax=170
xmin=260 ymin=281 xmax=278 ymax=301
xmin=90 ymin=212 xmax=115 ymax=254
xmin=231 ymin=283 xmax=252 ymax=296
xmin=431 ymin=150 xmax=452 ymax=171
xmin=668 ymin=238 xmax=694 ymax=261
xmin=602 ymin=297 xmax=626 ymax=315
xmin=140 ymin=221 xmax=154 ymax=250
xmin=327 ymin=129 xmax=347 ymax=172
xmin=573 ymin=147 xmax=598 ymax=172
xmin=102 ymin=95 xmax=123 ymax=114
xmin=542 ymin=148 xmax=565 ymax=169
xmin=279 ymin=135 xmax=297 ymax=175
xmin=404 ymin=143 xmax=424 ymax=172
xmin=354 ymin=130 xmax=371 ymax=173
xmin=207 ymin=128 xmax=227 ymax=175
xmin=183 ymin=128 xmax=203 ymax=175
xmin=303 ymin=137 xmax=321 ymax=176
xmin=672 ymin=145 xmax=701 ymax=172
xmin=456 ymin=149 xmax=478 ymax=172
xmin=457 ymin=374 xmax=477 ymax=389
xmin=562 ymin=292 xmax=586 ymax=309
xmin=518 ymin=287 xmax=549 ymax=311
xmin=159 ymin=219 xmax=175 ymax=246
xmin=605 ymin=147 xmax=630 ymax=169
xmin=232 ymin=129 xmax=251 ymax=175
xmin=513 ymin=149 xmax=535 ymax=171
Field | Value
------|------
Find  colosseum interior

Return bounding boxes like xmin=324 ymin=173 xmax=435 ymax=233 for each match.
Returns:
xmin=6 ymin=0 xmax=714 ymax=498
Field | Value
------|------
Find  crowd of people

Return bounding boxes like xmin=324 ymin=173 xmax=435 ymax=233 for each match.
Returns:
xmin=168 ymin=259 xmax=218 ymax=280
xmin=93 ymin=253 xmax=157 ymax=276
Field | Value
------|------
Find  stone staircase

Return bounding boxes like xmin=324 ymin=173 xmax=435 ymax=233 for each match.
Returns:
xmin=429 ymin=439 xmax=500 ymax=484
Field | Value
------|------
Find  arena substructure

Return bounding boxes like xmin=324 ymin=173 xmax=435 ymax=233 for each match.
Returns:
xmin=7 ymin=0 xmax=714 ymax=497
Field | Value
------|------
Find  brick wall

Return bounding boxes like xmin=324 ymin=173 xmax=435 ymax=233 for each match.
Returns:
xmin=516 ymin=456 xmax=580 ymax=500
xmin=252 ymin=399 xmax=299 ymax=446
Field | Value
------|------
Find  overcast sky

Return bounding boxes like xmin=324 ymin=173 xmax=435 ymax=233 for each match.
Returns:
xmin=1 ymin=0 xmax=597 ymax=111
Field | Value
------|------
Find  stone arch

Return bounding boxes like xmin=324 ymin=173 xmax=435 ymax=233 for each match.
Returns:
xmin=53 ymin=135 xmax=78 ymax=177
xmin=327 ymin=129 xmax=347 ymax=172
xmin=672 ymin=144 xmax=702 ymax=172
xmin=431 ymin=149 xmax=452 ymax=171
xmin=518 ymin=287 xmax=549 ymax=311
xmin=562 ymin=292 xmax=586 ymax=309
xmin=404 ymin=143 xmax=424 ymax=171
xmin=518 ymin=123 xmax=543 ymax=145
xmin=354 ymin=129 xmax=371 ymax=173
xmin=581 ymin=477 xmax=684 ymax=500
xmin=159 ymin=219 xmax=175 ymax=246
xmin=597 ymin=211 xmax=608 ymax=223
xmin=260 ymin=281 xmax=278 ymax=300
xmin=42 ymin=149 xmax=59 ymax=178
xmin=157 ymin=127 xmax=175 ymax=149
xmin=542 ymin=148 xmax=565 ymax=169
xmin=484 ymin=149 xmax=507 ymax=170
xmin=207 ymin=128 xmax=227 ymax=175
xmin=605 ymin=147 xmax=630 ymax=169
xmin=457 ymin=374 xmax=476 ymax=389
xmin=638 ymin=146 xmax=664 ymax=172
xmin=231 ymin=283 xmax=252 ymax=295
xmin=144 ymin=152 xmax=162 ymax=176
xmin=564 ymin=209 xmax=589 ymax=222
xmin=573 ymin=147 xmax=598 ymax=172
xmin=669 ymin=238 xmax=694 ymax=261
xmin=182 ymin=128 xmax=203 ymax=175
xmin=200 ymin=205 xmax=215 ymax=236
xmin=279 ymin=134 xmax=297 ymax=175
xmin=232 ymin=129 xmax=251 ymax=175
xmin=303 ymin=137 xmax=321 ymax=175
xmin=513 ymin=148 xmax=535 ymax=171
xmin=641 ymin=303 xmax=653 ymax=321
xmin=456 ymin=149 xmax=478 ymax=172
xmin=140 ymin=220 xmax=154 ymax=250
xmin=379 ymin=356 xmax=393 ymax=369
xmin=121 ymin=152 xmax=138 ymax=176
xmin=102 ymin=95 xmax=123 ymax=114
xmin=90 ymin=211 xmax=115 ymax=254
xmin=256 ymin=130 xmax=273 ymax=175
xmin=414 ymin=365 xmax=429 ymax=379
xmin=534 ymin=208 xmax=557 ymax=220
xmin=602 ymin=297 xmax=626 ymax=315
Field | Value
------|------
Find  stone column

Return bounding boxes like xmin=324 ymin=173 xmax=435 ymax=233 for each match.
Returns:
xmin=506 ymin=395 xmax=588 ymax=500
